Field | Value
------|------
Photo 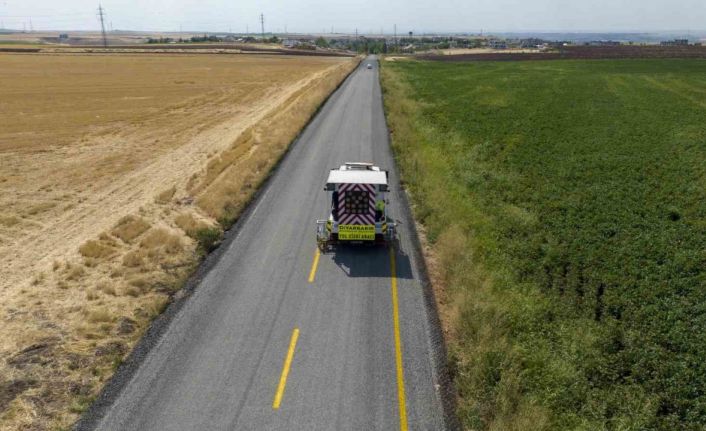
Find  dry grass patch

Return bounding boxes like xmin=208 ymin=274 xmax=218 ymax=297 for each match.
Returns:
xmin=111 ymin=215 xmax=150 ymax=244
xmin=85 ymin=307 xmax=115 ymax=324
xmin=174 ymin=212 xmax=210 ymax=238
xmin=122 ymin=249 xmax=146 ymax=268
xmin=127 ymin=276 xmax=151 ymax=290
xmin=65 ymin=264 xmax=86 ymax=281
xmin=154 ymin=186 xmax=177 ymax=204
xmin=31 ymin=272 xmax=46 ymax=286
xmin=123 ymin=285 xmax=141 ymax=298
xmin=97 ymin=282 xmax=117 ymax=296
xmin=25 ymin=201 xmax=57 ymax=216
xmin=139 ymin=228 xmax=182 ymax=252
xmin=0 ymin=214 xmax=21 ymax=227
xmin=79 ymin=239 xmax=118 ymax=260
xmin=145 ymin=296 xmax=170 ymax=319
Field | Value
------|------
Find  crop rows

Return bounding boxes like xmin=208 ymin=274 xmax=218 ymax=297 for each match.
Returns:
xmin=382 ymin=58 xmax=706 ymax=430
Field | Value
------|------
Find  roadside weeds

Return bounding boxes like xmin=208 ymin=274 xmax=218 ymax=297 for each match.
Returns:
xmin=380 ymin=62 xmax=551 ymax=431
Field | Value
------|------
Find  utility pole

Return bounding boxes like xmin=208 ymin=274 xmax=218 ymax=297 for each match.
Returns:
xmin=97 ymin=4 xmax=108 ymax=48
xmin=260 ymin=13 xmax=265 ymax=41
xmin=29 ymin=17 xmax=33 ymax=32
xmin=394 ymin=24 xmax=397 ymax=50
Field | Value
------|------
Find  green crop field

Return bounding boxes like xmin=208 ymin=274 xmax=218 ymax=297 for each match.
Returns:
xmin=381 ymin=59 xmax=706 ymax=430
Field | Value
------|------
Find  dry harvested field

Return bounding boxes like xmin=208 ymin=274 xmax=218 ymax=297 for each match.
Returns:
xmin=0 ymin=44 xmax=352 ymax=57
xmin=0 ymin=31 xmax=146 ymax=46
xmin=0 ymin=52 xmax=357 ymax=429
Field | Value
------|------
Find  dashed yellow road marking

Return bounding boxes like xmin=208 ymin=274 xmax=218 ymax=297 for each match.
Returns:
xmin=308 ymin=249 xmax=321 ymax=283
xmin=273 ymin=328 xmax=300 ymax=410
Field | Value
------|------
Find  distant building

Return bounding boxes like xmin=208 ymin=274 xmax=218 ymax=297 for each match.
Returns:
xmin=59 ymin=33 xmax=69 ymax=40
xmin=282 ymin=38 xmax=300 ymax=48
xmin=520 ymin=38 xmax=545 ymax=48
xmin=661 ymin=39 xmax=689 ymax=46
xmin=587 ymin=40 xmax=621 ymax=46
xmin=400 ymin=44 xmax=415 ymax=53
xmin=487 ymin=39 xmax=507 ymax=49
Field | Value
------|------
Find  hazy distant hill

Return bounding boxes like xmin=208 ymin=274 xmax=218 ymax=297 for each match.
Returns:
xmin=490 ymin=31 xmax=706 ymax=43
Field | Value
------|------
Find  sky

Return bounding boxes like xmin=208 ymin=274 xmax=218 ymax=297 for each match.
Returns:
xmin=1 ymin=0 xmax=705 ymax=34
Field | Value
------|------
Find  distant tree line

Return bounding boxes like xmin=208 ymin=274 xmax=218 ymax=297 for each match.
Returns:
xmin=147 ymin=35 xmax=280 ymax=44
xmin=147 ymin=37 xmax=175 ymax=44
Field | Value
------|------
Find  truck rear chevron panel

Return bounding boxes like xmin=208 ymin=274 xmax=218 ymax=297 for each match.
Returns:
xmin=338 ymin=183 xmax=376 ymax=225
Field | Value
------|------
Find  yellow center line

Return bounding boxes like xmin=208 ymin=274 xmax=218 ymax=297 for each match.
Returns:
xmin=390 ymin=249 xmax=409 ymax=431
xmin=273 ymin=328 xmax=300 ymax=410
xmin=308 ymin=249 xmax=321 ymax=283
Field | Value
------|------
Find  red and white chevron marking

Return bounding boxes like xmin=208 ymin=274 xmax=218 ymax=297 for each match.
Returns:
xmin=337 ymin=183 xmax=376 ymax=225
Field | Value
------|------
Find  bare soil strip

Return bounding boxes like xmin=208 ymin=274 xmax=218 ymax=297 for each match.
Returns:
xmin=421 ymin=45 xmax=706 ymax=61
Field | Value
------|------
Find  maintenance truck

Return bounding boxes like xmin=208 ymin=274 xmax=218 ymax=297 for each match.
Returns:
xmin=316 ymin=162 xmax=396 ymax=251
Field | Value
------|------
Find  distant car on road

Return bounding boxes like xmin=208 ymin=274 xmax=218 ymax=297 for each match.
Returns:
xmin=366 ymin=63 xmax=373 ymax=69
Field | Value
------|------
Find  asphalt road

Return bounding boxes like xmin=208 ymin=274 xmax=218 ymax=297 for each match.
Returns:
xmin=85 ymin=56 xmax=448 ymax=431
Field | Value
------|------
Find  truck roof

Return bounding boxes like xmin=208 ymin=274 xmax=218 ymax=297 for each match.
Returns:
xmin=326 ymin=163 xmax=388 ymax=185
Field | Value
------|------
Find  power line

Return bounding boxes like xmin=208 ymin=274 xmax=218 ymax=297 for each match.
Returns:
xmin=97 ymin=4 xmax=107 ymax=47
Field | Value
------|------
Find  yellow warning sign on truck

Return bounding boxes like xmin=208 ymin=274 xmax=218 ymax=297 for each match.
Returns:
xmin=338 ymin=224 xmax=375 ymax=241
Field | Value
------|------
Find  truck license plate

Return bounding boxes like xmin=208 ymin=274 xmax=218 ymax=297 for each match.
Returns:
xmin=338 ymin=225 xmax=375 ymax=241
